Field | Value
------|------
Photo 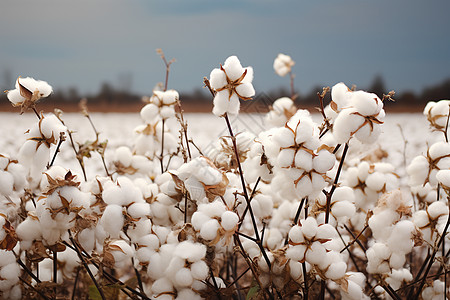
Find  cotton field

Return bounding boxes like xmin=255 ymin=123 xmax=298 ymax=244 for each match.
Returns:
xmin=0 ymin=53 xmax=448 ymax=300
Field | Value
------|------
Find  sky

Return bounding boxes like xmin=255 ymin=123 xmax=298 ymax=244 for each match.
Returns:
xmin=1 ymin=0 xmax=449 ymax=97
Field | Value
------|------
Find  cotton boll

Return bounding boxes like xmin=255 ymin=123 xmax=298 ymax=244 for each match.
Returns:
xmin=407 ymin=156 xmax=429 ymax=186
xmin=140 ymin=104 xmax=159 ymax=123
xmin=162 ymin=90 xmax=178 ymax=105
xmin=305 ymin=242 xmax=327 ymax=266
xmin=190 ymin=260 xmax=209 ymax=280
xmin=221 ymin=211 xmax=239 ymax=231
xmin=114 ymin=146 xmax=133 ymax=167
xmin=127 ymin=202 xmax=151 ymax=219
xmin=331 ymin=82 xmax=351 ymax=111
xmin=175 ymin=241 xmax=206 ymax=263
xmin=288 ymin=225 xmax=304 ymax=244
xmin=6 ymin=89 xmax=23 ymax=105
xmin=350 ymin=91 xmax=381 ymax=116
xmin=365 ymin=172 xmax=385 ymax=192
xmin=200 ymin=219 xmax=219 ymax=240
xmin=387 ymin=220 xmax=415 ymax=253
xmin=272 ymin=127 xmax=295 ymax=148
xmin=151 ymin=277 xmax=174 ymax=295
xmin=313 ymin=150 xmax=335 ymax=173
xmin=427 ymin=201 xmax=447 ymax=219
xmin=191 ymin=211 xmax=210 ymax=231
xmin=101 ymin=205 xmax=124 ymax=238
xmin=325 ymin=261 xmax=347 ymax=280
xmin=389 ymin=252 xmax=406 ymax=269
xmin=332 ymin=201 xmax=356 ymax=219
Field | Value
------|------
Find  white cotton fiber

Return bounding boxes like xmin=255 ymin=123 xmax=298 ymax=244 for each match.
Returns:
xmin=221 ymin=211 xmax=239 ymax=231
xmin=6 ymin=89 xmax=23 ymax=105
xmin=190 ymin=260 xmax=209 ymax=280
xmin=101 ymin=205 xmax=124 ymax=238
xmin=236 ymin=82 xmax=255 ymax=99
xmin=114 ymin=146 xmax=132 ymax=166
xmin=0 ymin=171 xmax=14 ymax=196
xmin=140 ymin=104 xmax=159 ymax=123
xmin=300 ymin=217 xmax=318 ymax=239
xmin=313 ymin=150 xmax=335 ymax=173
xmin=294 ymin=149 xmax=312 ymax=171
xmin=175 ymin=241 xmax=206 ymax=262
xmin=200 ymin=219 xmax=219 ymax=240
xmin=127 ymin=202 xmax=151 ymax=219
xmin=277 ymin=149 xmax=295 ymax=168
xmin=325 ymin=261 xmax=347 ymax=280
xmin=365 ymin=172 xmax=385 ymax=191
xmin=210 ymin=68 xmax=227 ymax=90
xmin=174 ymin=268 xmax=193 ymax=287
xmin=212 ymin=91 xmax=229 ymax=117
xmin=223 ymin=56 xmax=244 ymax=81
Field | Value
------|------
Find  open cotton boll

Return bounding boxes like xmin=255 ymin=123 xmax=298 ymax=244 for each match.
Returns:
xmin=190 ymin=260 xmax=209 ymax=280
xmin=350 ymin=91 xmax=382 ymax=116
xmin=162 ymin=89 xmax=178 ymax=105
xmin=174 ymin=241 xmax=206 ymax=262
xmin=332 ymin=109 xmax=360 ymax=143
xmin=114 ymin=146 xmax=133 ymax=167
xmin=331 ymin=82 xmax=352 ymax=110
xmin=151 ymin=277 xmax=174 ymax=295
xmin=313 ymin=150 xmax=335 ymax=173
xmin=6 ymin=89 xmax=23 ymax=106
xmin=127 ymin=202 xmax=151 ymax=219
xmin=387 ymin=220 xmax=415 ymax=253
xmin=109 ymin=240 xmax=134 ymax=264
xmin=220 ymin=211 xmax=239 ymax=231
xmin=200 ymin=219 xmax=220 ymax=240
xmin=101 ymin=205 xmax=124 ymax=238
xmin=140 ymin=103 xmax=159 ymax=123
xmin=407 ymin=156 xmax=429 ymax=186
xmin=325 ymin=261 xmax=347 ymax=280
xmin=273 ymin=53 xmax=295 ymax=77
xmin=39 ymin=114 xmax=67 ymax=139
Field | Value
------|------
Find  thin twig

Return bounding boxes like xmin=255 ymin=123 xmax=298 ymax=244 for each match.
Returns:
xmin=160 ymin=118 xmax=165 ymax=174
xmin=325 ymin=143 xmax=349 ymax=223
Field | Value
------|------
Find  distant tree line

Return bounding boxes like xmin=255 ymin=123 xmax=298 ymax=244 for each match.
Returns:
xmin=1 ymin=72 xmax=449 ymax=108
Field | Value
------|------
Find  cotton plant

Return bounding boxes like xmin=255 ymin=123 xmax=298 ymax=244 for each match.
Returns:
xmin=273 ymin=53 xmax=295 ymax=77
xmin=329 ymin=82 xmax=385 ymax=144
xmin=209 ymin=55 xmax=255 ymax=117
xmin=366 ymin=191 xmax=417 ymax=275
xmin=17 ymin=113 xmax=67 ymax=187
xmin=268 ymin=110 xmax=335 ymax=200
xmin=343 ymin=159 xmax=399 ymax=213
xmin=423 ymin=99 xmax=450 ymax=133
xmin=5 ymin=76 xmax=53 ymax=114
xmin=286 ymin=217 xmax=359 ymax=295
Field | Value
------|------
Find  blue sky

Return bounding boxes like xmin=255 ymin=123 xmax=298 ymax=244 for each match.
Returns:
xmin=1 ymin=0 xmax=449 ymax=97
